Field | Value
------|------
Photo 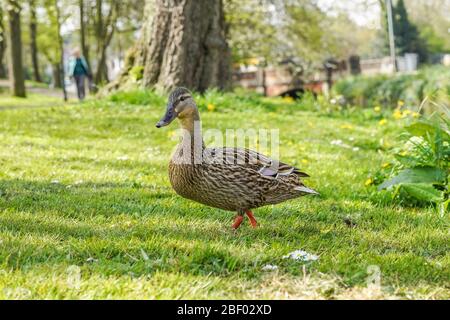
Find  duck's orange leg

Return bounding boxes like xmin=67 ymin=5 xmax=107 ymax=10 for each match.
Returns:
xmin=245 ymin=210 xmax=258 ymax=228
xmin=232 ymin=215 xmax=244 ymax=229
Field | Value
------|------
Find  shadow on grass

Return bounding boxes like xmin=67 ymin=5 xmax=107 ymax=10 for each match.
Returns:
xmin=0 ymin=179 xmax=272 ymax=275
xmin=0 ymin=179 xmax=447 ymax=287
xmin=0 ymin=179 xmax=343 ymax=277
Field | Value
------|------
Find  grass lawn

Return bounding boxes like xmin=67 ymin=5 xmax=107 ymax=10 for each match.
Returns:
xmin=0 ymin=91 xmax=448 ymax=299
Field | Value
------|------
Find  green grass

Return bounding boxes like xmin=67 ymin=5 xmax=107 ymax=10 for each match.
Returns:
xmin=0 ymin=90 xmax=448 ymax=299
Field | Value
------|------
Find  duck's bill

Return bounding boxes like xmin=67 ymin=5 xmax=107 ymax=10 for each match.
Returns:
xmin=156 ymin=104 xmax=177 ymax=128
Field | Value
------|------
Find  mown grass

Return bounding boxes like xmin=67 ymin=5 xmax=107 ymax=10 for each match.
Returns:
xmin=0 ymin=90 xmax=448 ymax=299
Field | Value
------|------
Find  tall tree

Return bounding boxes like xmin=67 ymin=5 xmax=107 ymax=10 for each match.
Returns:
xmin=78 ymin=0 xmax=91 ymax=71
xmin=29 ymin=0 xmax=42 ymax=82
xmin=378 ymin=0 xmax=427 ymax=61
xmin=92 ymin=0 xmax=120 ymax=84
xmin=224 ymin=1 xmax=278 ymax=64
xmin=392 ymin=0 xmax=426 ymax=60
xmin=224 ymin=0 xmax=349 ymax=69
xmin=0 ymin=5 xmax=7 ymax=78
xmin=38 ymin=0 xmax=67 ymax=89
xmin=54 ymin=0 xmax=67 ymax=100
xmin=6 ymin=0 xmax=26 ymax=97
xmin=406 ymin=0 xmax=450 ymax=53
xmin=108 ymin=0 xmax=231 ymax=93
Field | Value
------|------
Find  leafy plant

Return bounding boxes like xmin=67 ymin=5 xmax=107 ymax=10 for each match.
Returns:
xmin=374 ymin=110 xmax=449 ymax=215
xmin=129 ymin=65 xmax=144 ymax=81
xmin=334 ymin=66 xmax=450 ymax=108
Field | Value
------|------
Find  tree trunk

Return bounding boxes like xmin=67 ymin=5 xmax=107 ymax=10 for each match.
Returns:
xmin=54 ymin=0 xmax=67 ymax=101
xmin=93 ymin=0 xmax=118 ymax=85
xmin=7 ymin=1 xmax=26 ymax=97
xmin=29 ymin=0 xmax=41 ymax=82
xmin=106 ymin=0 xmax=231 ymax=93
xmin=52 ymin=63 xmax=61 ymax=88
xmin=94 ymin=33 xmax=112 ymax=84
xmin=0 ymin=6 xmax=7 ymax=78
xmin=79 ymin=0 xmax=91 ymax=72
xmin=95 ymin=53 xmax=109 ymax=84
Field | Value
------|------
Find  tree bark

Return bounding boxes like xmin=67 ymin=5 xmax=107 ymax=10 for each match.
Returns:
xmin=29 ymin=0 xmax=41 ymax=82
xmin=106 ymin=0 xmax=231 ymax=93
xmin=51 ymin=64 xmax=62 ymax=89
xmin=93 ymin=0 xmax=119 ymax=84
xmin=7 ymin=0 xmax=26 ymax=97
xmin=54 ymin=0 xmax=67 ymax=101
xmin=79 ymin=0 xmax=91 ymax=72
xmin=0 ymin=6 xmax=7 ymax=78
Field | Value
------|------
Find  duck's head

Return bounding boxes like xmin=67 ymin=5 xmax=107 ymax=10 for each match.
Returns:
xmin=156 ymin=87 xmax=197 ymax=128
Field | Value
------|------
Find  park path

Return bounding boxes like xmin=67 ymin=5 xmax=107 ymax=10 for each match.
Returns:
xmin=0 ymin=79 xmax=79 ymax=110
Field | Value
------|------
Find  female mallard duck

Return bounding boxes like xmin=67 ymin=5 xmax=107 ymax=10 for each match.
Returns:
xmin=156 ymin=87 xmax=318 ymax=229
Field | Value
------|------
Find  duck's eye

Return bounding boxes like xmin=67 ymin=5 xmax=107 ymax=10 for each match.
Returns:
xmin=179 ymin=96 xmax=186 ymax=102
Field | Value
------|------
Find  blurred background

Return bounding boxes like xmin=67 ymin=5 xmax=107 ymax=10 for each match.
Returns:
xmin=0 ymin=1 xmax=449 ymax=299
xmin=0 ymin=0 xmax=449 ymax=100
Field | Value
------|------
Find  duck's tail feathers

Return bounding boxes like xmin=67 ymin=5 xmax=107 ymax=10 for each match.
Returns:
xmin=295 ymin=185 xmax=319 ymax=195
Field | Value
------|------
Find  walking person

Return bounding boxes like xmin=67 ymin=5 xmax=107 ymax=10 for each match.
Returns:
xmin=68 ymin=48 xmax=91 ymax=101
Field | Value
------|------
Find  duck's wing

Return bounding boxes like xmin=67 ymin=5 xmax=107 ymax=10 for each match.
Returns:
xmin=204 ymin=147 xmax=310 ymax=180
xmin=203 ymin=147 xmax=318 ymax=206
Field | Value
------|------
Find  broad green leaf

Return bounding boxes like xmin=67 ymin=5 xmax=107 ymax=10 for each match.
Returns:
xmin=405 ymin=120 xmax=450 ymax=141
xmin=394 ymin=154 xmax=422 ymax=167
xmin=400 ymin=183 xmax=444 ymax=203
xmin=378 ymin=166 xmax=447 ymax=190
xmin=405 ymin=121 xmax=436 ymax=137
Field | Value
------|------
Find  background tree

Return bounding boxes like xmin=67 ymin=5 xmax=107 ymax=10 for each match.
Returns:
xmin=108 ymin=0 xmax=231 ymax=93
xmin=91 ymin=0 xmax=120 ymax=84
xmin=37 ymin=1 xmax=64 ymax=88
xmin=405 ymin=0 xmax=450 ymax=55
xmin=377 ymin=0 xmax=427 ymax=62
xmin=29 ymin=0 xmax=42 ymax=82
xmin=281 ymin=1 xmax=335 ymax=64
xmin=224 ymin=1 xmax=278 ymax=64
xmin=54 ymin=0 xmax=67 ymax=100
xmin=6 ymin=0 xmax=26 ymax=97
xmin=77 ymin=0 xmax=143 ymax=85
xmin=78 ymin=0 xmax=91 ymax=72
xmin=0 ymin=5 xmax=7 ymax=78
xmin=225 ymin=0 xmax=379 ymax=72
xmin=392 ymin=0 xmax=426 ymax=61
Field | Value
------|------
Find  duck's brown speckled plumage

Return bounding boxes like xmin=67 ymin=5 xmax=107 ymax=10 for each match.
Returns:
xmin=157 ymin=87 xmax=318 ymax=228
xmin=169 ymin=147 xmax=315 ymax=211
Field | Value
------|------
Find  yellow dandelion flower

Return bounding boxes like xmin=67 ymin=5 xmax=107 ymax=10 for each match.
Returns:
xmin=412 ymin=112 xmax=420 ymax=118
xmin=397 ymin=100 xmax=405 ymax=107
xmin=379 ymin=119 xmax=387 ymax=126
xmin=393 ymin=110 xmax=403 ymax=120
xmin=283 ymin=96 xmax=294 ymax=103
xmin=403 ymin=109 xmax=411 ymax=116
xmin=374 ymin=106 xmax=381 ymax=113
xmin=340 ymin=124 xmax=354 ymax=129
xmin=365 ymin=178 xmax=373 ymax=186
xmin=301 ymin=159 xmax=308 ymax=165
xmin=207 ymin=104 xmax=215 ymax=112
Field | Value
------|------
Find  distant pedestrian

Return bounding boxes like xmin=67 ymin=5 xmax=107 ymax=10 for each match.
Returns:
xmin=68 ymin=48 xmax=91 ymax=101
